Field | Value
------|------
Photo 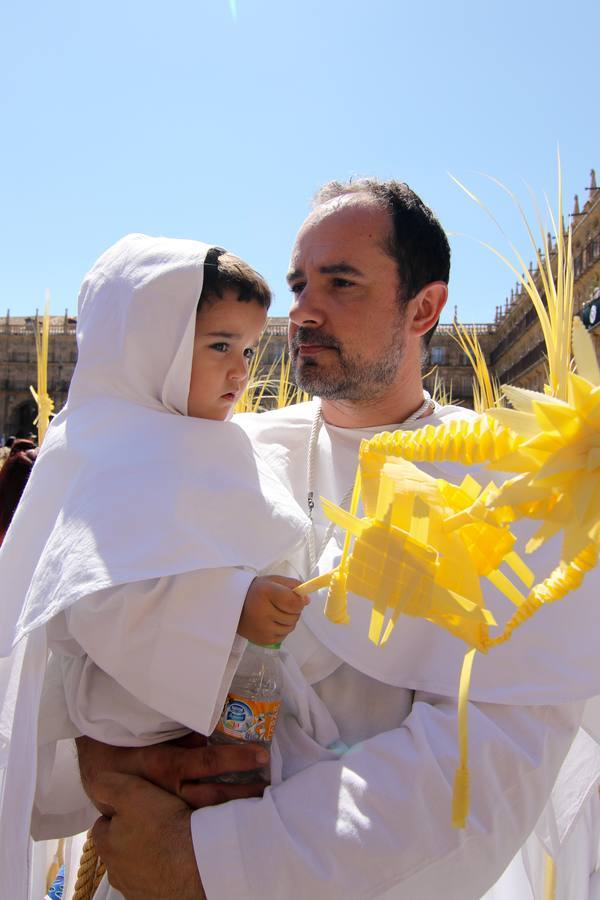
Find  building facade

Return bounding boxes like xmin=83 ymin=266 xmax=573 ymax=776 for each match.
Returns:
xmin=0 ymin=313 xmax=77 ymax=438
xmin=422 ymin=322 xmax=497 ymax=407
xmin=423 ymin=168 xmax=600 ymax=403
xmin=2 ymin=169 xmax=599 ymax=438
xmin=482 ymin=169 xmax=600 ymax=394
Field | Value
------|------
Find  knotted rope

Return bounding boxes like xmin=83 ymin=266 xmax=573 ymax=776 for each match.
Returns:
xmin=72 ymin=832 xmax=106 ymax=900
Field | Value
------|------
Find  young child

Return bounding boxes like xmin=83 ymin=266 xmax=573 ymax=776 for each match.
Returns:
xmin=0 ymin=235 xmax=328 ymax=896
xmin=43 ymin=239 xmax=311 ymax=753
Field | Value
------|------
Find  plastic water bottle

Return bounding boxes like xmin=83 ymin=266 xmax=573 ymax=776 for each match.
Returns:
xmin=209 ymin=642 xmax=281 ymax=783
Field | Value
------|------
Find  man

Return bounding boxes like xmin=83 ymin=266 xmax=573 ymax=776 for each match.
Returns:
xmin=72 ymin=181 xmax=600 ymax=898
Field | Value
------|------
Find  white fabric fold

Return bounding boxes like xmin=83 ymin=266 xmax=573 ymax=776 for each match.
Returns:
xmin=54 ymin=568 xmax=253 ymax=740
xmin=193 ymin=691 xmax=584 ymax=900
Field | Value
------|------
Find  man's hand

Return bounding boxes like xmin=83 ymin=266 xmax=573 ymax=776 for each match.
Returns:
xmin=77 ymin=734 xmax=268 ymax=814
xmin=238 ymin=575 xmax=309 ymax=645
xmin=91 ymin=773 xmax=204 ymax=900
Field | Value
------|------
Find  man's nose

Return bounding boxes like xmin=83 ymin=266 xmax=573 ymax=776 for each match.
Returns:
xmin=289 ymin=285 xmax=325 ymax=328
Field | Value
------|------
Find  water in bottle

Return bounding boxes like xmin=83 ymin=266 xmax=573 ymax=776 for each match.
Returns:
xmin=210 ymin=642 xmax=281 ymax=783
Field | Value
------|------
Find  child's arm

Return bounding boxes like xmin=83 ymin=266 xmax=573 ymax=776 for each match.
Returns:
xmin=237 ymin=576 xmax=309 ymax=646
xmin=53 ymin=568 xmax=253 ymax=739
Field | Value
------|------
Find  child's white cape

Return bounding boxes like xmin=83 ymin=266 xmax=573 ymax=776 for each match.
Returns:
xmin=0 ymin=234 xmax=309 ymax=898
xmin=0 ymin=234 xmax=308 ymax=652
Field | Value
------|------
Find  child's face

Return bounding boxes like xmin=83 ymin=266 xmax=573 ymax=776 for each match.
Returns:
xmin=187 ymin=290 xmax=267 ymax=420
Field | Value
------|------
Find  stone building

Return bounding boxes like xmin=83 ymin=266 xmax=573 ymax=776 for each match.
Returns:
xmin=259 ymin=317 xmax=288 ymax=368
xmin=574 ymin=171 xmax=600 ymax=361
xmin=0 ymin=313 xmax=77 ymax=439
xmin=582 ymin=286 xmax=600 ymax=355
xmin=2 ymin=168 xmax=599 ymax=438
xmin=0 ymin=315 xmax=290 ymax=439
xmin=486 ymin=169 xmax=600 ymax=393
xmin=424 ymin=168 xmax=600 ymax=402
xmin=422 ymin=322 xmax=497 ymax=407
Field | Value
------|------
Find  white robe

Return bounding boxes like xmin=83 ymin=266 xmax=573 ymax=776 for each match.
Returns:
xmin=191 ymin=400 xmax=600 ymax=899
xmin=39 ymin=401 xmax=600 ymax=899
xmin=0 ymin=234 xmax=310 ymax=899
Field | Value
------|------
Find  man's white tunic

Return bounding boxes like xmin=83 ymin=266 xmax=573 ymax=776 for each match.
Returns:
xmin=189 ymin=400 xmax=599 ymax=899
xmin=57 ymin=400 xmax=600 ymax=899
xmin=4 ymin=384 xmax=600 ymax=898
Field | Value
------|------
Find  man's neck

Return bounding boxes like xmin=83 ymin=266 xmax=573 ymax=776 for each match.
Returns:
xmin=320 ymin=383 xmax=431 ymax=429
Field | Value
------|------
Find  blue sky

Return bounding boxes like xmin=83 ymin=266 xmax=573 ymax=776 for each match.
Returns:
xmin=1 ymin=0 xmax=598 ymax=322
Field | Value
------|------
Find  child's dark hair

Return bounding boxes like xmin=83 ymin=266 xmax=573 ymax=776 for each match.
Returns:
xmin=199 ymin=247 xmax=271 ymax=310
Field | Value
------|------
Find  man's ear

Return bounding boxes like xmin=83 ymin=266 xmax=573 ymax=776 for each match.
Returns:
xmin=407 ymin=282 xmax=448 ymax=337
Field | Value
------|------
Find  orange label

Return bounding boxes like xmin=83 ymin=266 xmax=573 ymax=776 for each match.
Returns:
xmin=216 ymin=694 xmax=281 ymax=743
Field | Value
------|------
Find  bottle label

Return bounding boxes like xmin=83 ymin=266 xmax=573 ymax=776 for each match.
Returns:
xmin=216 ymin=694 xmax=281 ymax=742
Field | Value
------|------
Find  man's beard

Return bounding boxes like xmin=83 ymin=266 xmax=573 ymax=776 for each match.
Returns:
xmin=290 ymin=320 xmax=406 ymax=402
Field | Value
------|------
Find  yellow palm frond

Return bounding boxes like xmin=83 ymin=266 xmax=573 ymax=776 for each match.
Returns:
xmin=235 ymin=340 xmax=311 ymax=414
xmin=450 ymin=153 xmax=574 ymax=400
xmin=29 ymin=291 xmax=54 ymax=444
xmin=451 ymin=319 xmax=503 ymax=412
xmin=234 ymin=337 xmax=274 ymax=413
xmin=429 ymin=368 xmax=456 ymax=408
xmin=274 ymin=352 xmax=311 ymax=408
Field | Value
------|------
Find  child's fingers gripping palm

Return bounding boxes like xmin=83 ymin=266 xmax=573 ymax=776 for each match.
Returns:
xmin=238 ymin=575 xmax=310 ymax=644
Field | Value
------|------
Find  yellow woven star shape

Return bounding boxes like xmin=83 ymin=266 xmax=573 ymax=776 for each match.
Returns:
xmin=302 ymin=459 xmax=532 ymax=652
xmin=486 ymin=319 xmax=600 ymax=561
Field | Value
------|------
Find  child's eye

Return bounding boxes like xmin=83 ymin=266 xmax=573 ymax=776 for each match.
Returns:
xmin=210 ymin=342 xmax=229 ymax=353
xmin=244 ymin=347 xmax=256 ymax=360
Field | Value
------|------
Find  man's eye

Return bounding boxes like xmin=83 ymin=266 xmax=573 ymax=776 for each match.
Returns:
xmin=332 ymin=278 xmax=354 ymax=288
xmin=210 ymin=342 xmax=229 ymax=352
xmin=289 ymin=282 xmax=305 ymax=295
xmin=243 ymin=347 xmax=256 ymax=360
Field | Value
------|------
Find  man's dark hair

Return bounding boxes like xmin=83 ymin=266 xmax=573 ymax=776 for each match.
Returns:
xmin=199 ymin=247 xmax=271 ymax=310
xmin=313 ymin=179 xmax=450 ymax=344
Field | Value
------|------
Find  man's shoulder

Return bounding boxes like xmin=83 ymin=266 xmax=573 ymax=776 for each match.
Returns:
xmin=232 ymin=401 xmax=319 ymax=487
xmin=431 ymin=403 xmax=479 ymax=424
xmin=234 ymin=400 xmax=318 ymax=436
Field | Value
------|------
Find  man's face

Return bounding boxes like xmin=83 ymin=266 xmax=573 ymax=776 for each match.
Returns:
xmin=287 ymin=197 xmax=407 ymax=401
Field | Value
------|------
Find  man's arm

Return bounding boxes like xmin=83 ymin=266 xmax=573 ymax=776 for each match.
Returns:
xmin=90 ymin=773 xmax=205 ymax=900
xmin=78 ymin=737 xmax=270 ymax=899
xmin=76 ymin=734 xmax=269 ymax=814
xmin=197 ymin=695 xmax=584 ymax=899
xmin=81 ymin=695 xmax=583 ymax=899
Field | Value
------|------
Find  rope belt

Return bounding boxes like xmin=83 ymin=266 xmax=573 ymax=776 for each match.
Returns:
xmin=73 ymin=832 xmax=106 ymax=900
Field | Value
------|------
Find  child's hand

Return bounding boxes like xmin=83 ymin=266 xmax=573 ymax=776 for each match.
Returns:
xmin=238 ymin=576 xmax=310 ymax=645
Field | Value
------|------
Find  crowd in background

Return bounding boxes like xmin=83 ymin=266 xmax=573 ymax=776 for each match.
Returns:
xmin=0 ymin=434 xmax=38 ymax=547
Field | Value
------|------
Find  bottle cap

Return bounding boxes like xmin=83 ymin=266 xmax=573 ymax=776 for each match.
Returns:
xmin=249 ymin=641 xmax=282 ymax=649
